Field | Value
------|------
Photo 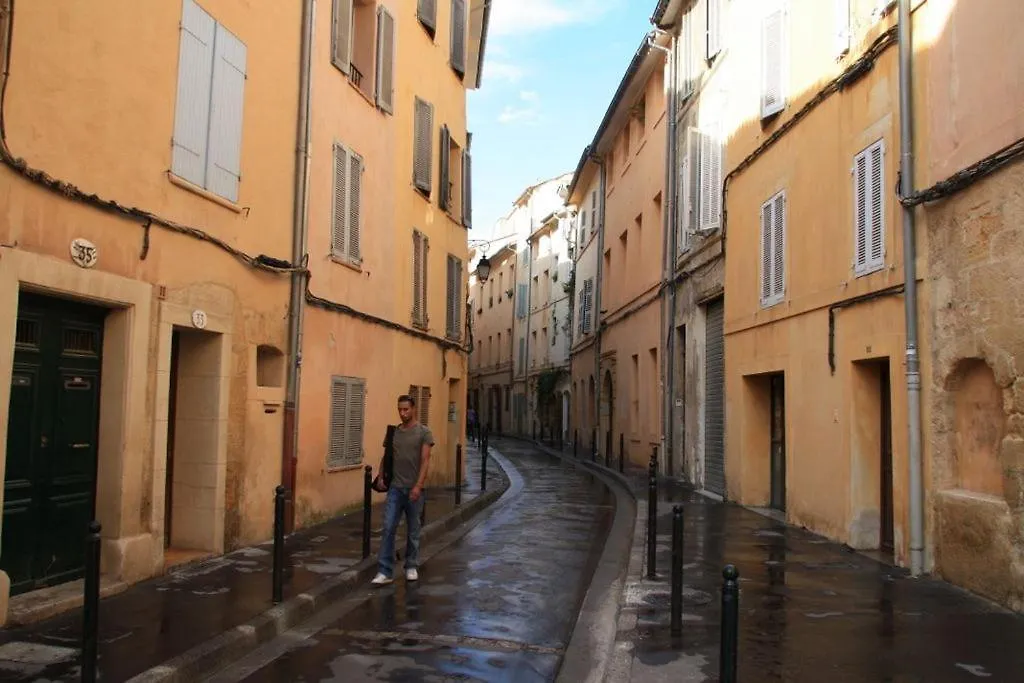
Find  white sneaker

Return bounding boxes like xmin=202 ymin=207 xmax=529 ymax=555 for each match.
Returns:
xmin=371 ymin=572 xmax=393 ymax=586
xmin=406 ymin=568 xmax=419 ymax=582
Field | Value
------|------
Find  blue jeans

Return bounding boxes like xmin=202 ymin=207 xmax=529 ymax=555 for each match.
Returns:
xmin=377 ymin=487 xmax=423 ymax=578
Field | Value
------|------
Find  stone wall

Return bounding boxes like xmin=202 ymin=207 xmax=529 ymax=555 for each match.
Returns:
xmin=928 ymin=161 xmax=1024 ymax=611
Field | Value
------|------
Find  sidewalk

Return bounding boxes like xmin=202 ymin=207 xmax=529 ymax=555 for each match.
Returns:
xmin=524 ymin=438 xmax=1024 ymax=681
xmin=0 ymin=443 xmax=506 ymax=682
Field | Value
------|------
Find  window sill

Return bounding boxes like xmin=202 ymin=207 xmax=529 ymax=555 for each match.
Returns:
xmin=330 ymin=253 xmax=363 ymax=272
xmin=346 ymin=76 xmax=378 ymax=109
xmin=326 ymin=462 xmax=366 ymax=474
xmin=760 ymin=296 xmax=785 ymax=309
xmin=854 ymin=263 xmax=885 ymax=279
xmin=168 ymin=173 xmax=243 ymax=213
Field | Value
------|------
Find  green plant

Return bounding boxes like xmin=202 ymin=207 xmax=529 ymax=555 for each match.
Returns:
xmin=535 ymin=368 xmax=566 ymax=410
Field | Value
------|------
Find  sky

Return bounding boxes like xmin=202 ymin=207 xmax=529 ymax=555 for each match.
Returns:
xmin=467 ymin=0 xmax=655 ymax=243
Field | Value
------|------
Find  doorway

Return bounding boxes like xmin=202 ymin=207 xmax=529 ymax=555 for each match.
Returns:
xmin=769 ymin=374 xmax=786 ymax=512
xmin=2 ymin=292 xmax=106 ymax=595
xmin=879 ymin=362 xmax=894 ymax=556
xmin=850 ymin=358 xmax=894 ymax=557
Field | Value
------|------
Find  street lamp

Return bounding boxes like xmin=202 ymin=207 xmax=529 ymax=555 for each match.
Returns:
xmin=476 ymin=254 xmax=492 ymax=283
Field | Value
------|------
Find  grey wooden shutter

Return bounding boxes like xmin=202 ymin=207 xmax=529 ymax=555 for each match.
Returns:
xmin=450 ymin=0 xmax=467 ymax=76
xmin=421 ymin=387 xmax=432 ymax=427
xmin=446 ymin=255 xmax=458 ymax=339
xmin=760 ymin=200 xmax=773 ymax=304
xmin=439 ymin=125 xmax=451 ymax=211
xmin=375 ymin=5 xmax=396 ymax=114
xmin=413 ymin=98 xmax=434 ymax=194
xmin=332 ymin=0 xmax=353 ymax=75
xmin=172 ymin=0 xmax=215 ymax=188
xmin=345 ymin=379 xmax=366 ymax=466
xmin=332 ymin=143 xmax=349 ymax=256
xmin=205 ymin=23 xmax=247 ymax=202
xmin=772 ymin=192 xmax=786 ymax=300
xmin=417 ymin=0 xmax=437 ymax=32
xmin=703 ymin=298 xmax=726 ymax=495
xmin=583 ymin=278 xmax=594 ymax=332
xmin=328 ymin=377 xmax=349 ymax=468
xmin=462 ymin=149 xmax=473 ymax=227
xmin=761 ymin=8 xmax=785 ymax=118
xmin=413 ymin=231 xmax=424 ymax=325
xmin=868 ymin=143 xmax=884 ymax=267
xmin=408 ymin=386 xmax=420 ymax=413
xmin=854 ymin=140 xmax=885 ymax=274
xmin=348 ymin=150 xmax=363 ymax=260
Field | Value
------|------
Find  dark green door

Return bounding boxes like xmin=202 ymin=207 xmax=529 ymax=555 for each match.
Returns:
xmin=2 ymin=292 xmax=105 ymax=595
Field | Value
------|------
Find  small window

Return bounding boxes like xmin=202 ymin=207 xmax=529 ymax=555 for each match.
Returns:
xmin=332 ymin=142 xmax=363 ymax=263
xmin=760 ymin=6 xmax=787 ymax=119
xmin=446 ymin=254 xmax=464 ymax=341
xmin=63 ymin=328 xmax=99 ymax=356
xmin=328 ymin=376 xmax=366 ymax=469
xmin=854 ymin=140 xmax=886 ymax=276
xmin=413 ymin=98 xmax=434 ymax=195
xmin=760 ymin=190 xmax=786 ymax=307
xmin=450 ymin=0 xmax=467 ymax=77
xmin=333 ymin=0 xmax=389 ymax=102
xmin=417 ymin=0 xmax=437 ymax=36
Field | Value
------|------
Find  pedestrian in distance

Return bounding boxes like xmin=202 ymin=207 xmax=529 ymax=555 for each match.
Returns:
xmin=371 ymin=394 xmax=435 ymax=586
xmin=467 ymin=405 xmax=478 ymax=443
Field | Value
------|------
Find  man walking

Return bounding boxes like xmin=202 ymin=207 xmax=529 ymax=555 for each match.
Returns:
xmin=372 ymin=394 xmax=434 ymax=585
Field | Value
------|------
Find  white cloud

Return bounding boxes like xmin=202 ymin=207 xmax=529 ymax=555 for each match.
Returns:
xmin=489 ymin=0 xmax=616 ymax=37
xmin=485 ymin=60 xmax=526 ymax=84
xmin=498 ymin=90 xmax=543 ymax=125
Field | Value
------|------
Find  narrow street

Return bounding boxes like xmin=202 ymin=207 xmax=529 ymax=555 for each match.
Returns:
xmin=206 ymin=440 xmax=615 ymax=683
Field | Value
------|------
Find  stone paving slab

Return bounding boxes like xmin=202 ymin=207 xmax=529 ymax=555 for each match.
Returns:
xmin=0 ymin=444 xmax=505 ymax=682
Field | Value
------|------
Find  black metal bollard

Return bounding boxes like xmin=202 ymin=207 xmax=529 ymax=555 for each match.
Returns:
xmin=591 ymin=428 xmax=597 ymax=462
xmin=481 ymin=437 xmax=489 ymax=492
xmin=273 ymin=486 xmax=286 ymax=604
xmin=605 ymin=430 xmax=612 ymax=468
xmin=619 ymin=432 xmax=625 ymax=473
xmin=362 ymin=466 xmax=372 ymax=558
xmin=720 ymin=565 xmax=740 ymax=683
xmin=671 ymin=505 xmax=684 ymax=637
xmin=573 ymin=429 xmax=578 ymax=458
xmin=646 ymin=452 xmax=657 ymax=579
xmin=455 ymin=444 xmax=463 ymax=505
xmin=533 ymin=422 xmax=537 ymax=441
xmin=82 ymin=521 xmax=101 ymax=683
xmin=558 ymin=427 xmax=563 ymax=452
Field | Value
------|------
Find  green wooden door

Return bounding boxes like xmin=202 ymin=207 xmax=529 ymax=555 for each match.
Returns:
xmin=2 ymin=292 xmax=105 ymax=595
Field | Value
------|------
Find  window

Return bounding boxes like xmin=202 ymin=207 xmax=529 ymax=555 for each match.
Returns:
xmin=408 ymin=385 xmax=431 ymax=426
xmin=413 ymin=98 xmax=434 ymax=195
xmin=171 ymin=0 xmax=247 ymax=203
xmin=412 ymin=230 xmax=429 ymax=328
xmin=462 ymin=137 xmax=473 ymax=228
xmin=446 ymin=254 xmax=463 ymax=340
xmin=677 ymin=10 xmax=695 ymax=105
xmin=328 ymin=376 xmax=366 ymax=469
xmin=760 ymin=190 xmax=786 ymax=307
xmin=439 ymin=127 xmax=463 ymax=217
xmin=854 ymin=140 xmax=885 ymax=276
xmin=707 ymin=0 xmax=723 ymax=60
xmin=450 ymin=0 xmax=467 ymax=77
xmin=332 ymin=142 xmax=363 ymax=262
xmin=518 ymin=338 xmax=526 ymax=375
xmin=761 ymin=6 xmax=787 ymax=119
xmin=333 ymin=0 xmax=393 ymax=104
xmin=417 ymin=0 xmax=437 ymax=35
xmin=590 ymin=190 xmax=598 ymax=237
xmin=516 ymin=283 xmax=528 ymax=319
xmin=577 ymin=277 xmax=594 ymax=335
xmin=835 ymin=0 xmax=851 ymax=57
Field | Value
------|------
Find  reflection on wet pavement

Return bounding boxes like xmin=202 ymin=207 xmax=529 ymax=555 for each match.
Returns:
xmin=221 ymin=441 xmax=615 ymax=683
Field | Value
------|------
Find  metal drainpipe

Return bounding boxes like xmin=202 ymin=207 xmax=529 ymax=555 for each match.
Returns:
xmin=283 ymin=0 xmax=315 ymax=531
xmin=593 ymin=158 xmax=607 ymax=451
xmin=897 ymin=0 xmax=924 ymax=577
xmin=648 ymin=31 xmax=677 ymax=476
xmin=524 ymin=216 xmax=534 ymax=435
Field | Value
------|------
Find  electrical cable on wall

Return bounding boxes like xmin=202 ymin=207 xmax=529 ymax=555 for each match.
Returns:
xmin=899 ymin=136 xmax=1024 ymax=207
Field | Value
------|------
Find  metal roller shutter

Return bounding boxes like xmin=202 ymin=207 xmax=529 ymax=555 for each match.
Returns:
xmin=704 ymin=298 xmax=726 ymax=495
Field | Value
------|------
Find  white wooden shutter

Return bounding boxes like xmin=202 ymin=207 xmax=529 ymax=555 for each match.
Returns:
xmin=699 ymin=125 xmax=722 ymax=232
xmin=345 ymin=379 xmax=365 ymax=466
xmin=332 ymin=0 xmax=353 ymax=75
xmin=462 ymin=149 xmax=473 ymax=227
xmin=772 ymin=192 xmax=786 ymax=301
xmin=760 ymin=200 xmax=773 ymax=304
xmin=375 ymin=5 xmax=396 ymax=114
xmin=439 ymin=125 xmax=451 ymax=211
xmin=835 ymin=0 xmax=851 ymax=56
xmin=707 ymin=0 xmax=723 ymax=60
xmin=677 ymin=11 xmax=693 ymax=106
xmin=413 ymin=98 xmax=434 ymax=193
xmin=761 ymin=8 xmax=786 ymax=119
xmin=205 ymin=24 xmax=247 ymax=202
xmin=172 ymin=0 xmax=215 ymax=188
xmin=451 ymin=0 xmax=467 ymax=75
xmin=332 ymin=143 xmax=349 ymax=256
xmin=854 ymin=140 xmax=885 ymax=274
xmin=347 ymin=150 xmax=363 ymax=260
xmin=417 ymin=0 xmax=437 ymax=32
xmin=328 ymin=377 xmax=349 ymax=468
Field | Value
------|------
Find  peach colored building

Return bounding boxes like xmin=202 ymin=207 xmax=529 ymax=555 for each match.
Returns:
xmin=291 ymin=0 xmax=488 ymax=527
xmin=567 ymin=35 xmax=669 ymax=469
xmin=0 ymin=0 xmax=299 ymax=624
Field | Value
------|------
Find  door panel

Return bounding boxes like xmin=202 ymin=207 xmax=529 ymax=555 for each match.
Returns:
xmin=2 ymin=292 xmax=104 ymax=595
xmin=770 ymin=375 xmax=786 ymax=512
xmin=704 ymin=298 xmax=726 ymax=495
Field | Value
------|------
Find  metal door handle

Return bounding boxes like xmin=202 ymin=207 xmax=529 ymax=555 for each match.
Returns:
xmin=71 ymin=443 xmax=90 ymax=449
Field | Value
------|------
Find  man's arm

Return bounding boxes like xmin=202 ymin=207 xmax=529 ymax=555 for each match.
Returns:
xmin=411 ymin=428 xmax=434 ymax=500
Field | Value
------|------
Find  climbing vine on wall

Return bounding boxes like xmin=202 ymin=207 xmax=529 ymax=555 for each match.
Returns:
xmin=536 ymin=368 xmax=566 ymax=409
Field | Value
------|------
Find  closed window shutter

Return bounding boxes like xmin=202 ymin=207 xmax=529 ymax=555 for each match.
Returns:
xmin=583 ymin=278 xmax=594 ymax=333
xmin=345 ymin=380 xmax=365 ymax=466
xmin=205 ymin=24 xmax=247 ymax=202
xmin=328 ymin=377 xmax=349 ymax=468
xmin=450 ymin=0 xmax=467 ymax=76
xmin=408 ymin=386 xmax=420 ymax=413
xmin=854 ymin=140 xmax=885 ymax=274
xmin=439 ymin=125 xmax=451 ymax=211
xmin=446 ymin=255 xmax=463 ymax=340
xmin=577 ymin=290 xmax=585 ymax=336
xmin=761 ymin=9 xmax=785 ymax=118
xmin=348 ymin=151 xmax=363 ymax=260
xmin=760 ymin=199 xmax=773 ymax=304
xmin=773 ymin=193 xmax=786 ymax=298
xmin=417 ymin=0 xmax=437 ymax=32
xmin=462 ymin=149 xmax=472 ymax=227
xmin=760 ymin=191 xmax=787 ymax=304
xmin=679 ymin=127 xmax=698 ymax=251
xmin=590 ymin=191 xmax=597 ymax=237
xmin=332 ymin=0 xmax=353 ymax=75
xmin=332 ymin=143 xmax=349 ymax=256
xmin=413 ymin=231 xmax=424 ymax=325
xmin=677 ymin=11 xmax=693 ymax=105
xmin=421 ymin=387 xmax=432 ymax=427
xmin=835 ymin=0 xmax=851 ymax=56
xmin=707 ymin=0 xmax=723 ymax=59
xmin=172 ymin=0 xmax=216 ymax=188
xmin=413 ymin=98 xmax=434 ymax=194
xmin=375 ymin=5 xmax=395 ymax=114
xmin=699 ymin=125 xmax=722 ymax=232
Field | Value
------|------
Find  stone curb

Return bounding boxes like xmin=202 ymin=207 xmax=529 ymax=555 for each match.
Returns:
xmin=126 ymin=459 xmax=511 ymax=683
xmin=497 ymin=436 xmax=638 ymax=683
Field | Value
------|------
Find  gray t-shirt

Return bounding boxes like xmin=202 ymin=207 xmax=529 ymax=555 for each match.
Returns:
xmin=386 ymin=423 xmax=434 ymax=489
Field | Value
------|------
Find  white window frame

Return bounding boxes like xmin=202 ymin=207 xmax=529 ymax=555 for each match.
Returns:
xmin=760 ymin=190 xmax=787 ymax=308
xmin=853 ymin=139 xmax=886 ymax=276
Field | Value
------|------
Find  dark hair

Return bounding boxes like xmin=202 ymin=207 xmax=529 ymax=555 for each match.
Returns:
xmin=397 ymin=394 xmax=416 ymax=407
